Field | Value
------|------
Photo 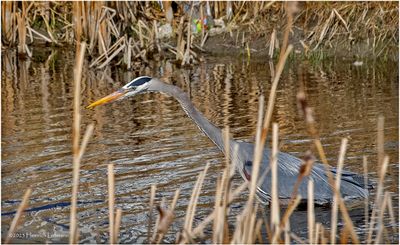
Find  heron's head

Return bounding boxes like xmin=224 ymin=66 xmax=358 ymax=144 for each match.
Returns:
xmin=86 ymin=76 xmax=153 ymax=109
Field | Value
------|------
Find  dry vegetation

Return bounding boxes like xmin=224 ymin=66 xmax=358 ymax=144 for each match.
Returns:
xmin=2 ymin=1 xmax=398 ymax=244
xmin=1 ymin=2 xmax=398 ymax=64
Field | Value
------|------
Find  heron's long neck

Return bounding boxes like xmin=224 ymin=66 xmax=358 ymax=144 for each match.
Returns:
xmin=152 ymin=80 xmax=226 ymax=152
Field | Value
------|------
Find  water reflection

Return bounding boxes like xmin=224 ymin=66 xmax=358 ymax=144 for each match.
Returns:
xmin=1 ymin=49 xmax=398 ymax=243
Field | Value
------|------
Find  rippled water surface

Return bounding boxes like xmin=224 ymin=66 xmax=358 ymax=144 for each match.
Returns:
xmin=2 ymin=48 xmax=398 ymax=243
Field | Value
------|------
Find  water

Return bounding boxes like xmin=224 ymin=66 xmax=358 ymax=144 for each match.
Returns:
xmin=2 ymin=48 xmax=398 ymax=243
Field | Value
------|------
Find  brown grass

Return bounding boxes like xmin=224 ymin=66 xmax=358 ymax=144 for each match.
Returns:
xmin=1 ymin=2 xmax=397 ymax=67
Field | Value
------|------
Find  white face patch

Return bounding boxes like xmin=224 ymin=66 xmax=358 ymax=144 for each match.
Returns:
xmin=124 ymin=82 xmax=150 ymax=97
xmin=121 ymin=76 xmax=152 ymax=98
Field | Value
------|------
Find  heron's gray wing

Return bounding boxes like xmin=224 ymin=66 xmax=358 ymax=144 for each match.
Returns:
xmin=330 ymin=167 xmax=374 ymax=190
xmin=259 ymin=151 xmax=334 ymax=204
xmin=236 ymin=142 xmax=369 ymax=204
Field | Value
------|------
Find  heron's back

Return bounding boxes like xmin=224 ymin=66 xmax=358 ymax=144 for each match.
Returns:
xmin=233 ymin=141 xmax=370 ymax=205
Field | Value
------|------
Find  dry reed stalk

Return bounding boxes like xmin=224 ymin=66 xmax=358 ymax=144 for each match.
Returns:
xmin=26 ymin=26 xmax=52 ymax=43
xmin=154 ymin=189 xmax=179 ymax=244
xmin=200 ymin=31 xmax=209 ymax=48
xmin=39 ymin=10 xmax=58 ymax=44
xmin=153 ymin=198 xmax=170 ymax=243
xmin=77 ymin=124 xmax=94 ymax=160
xmin=153 ymin=20 xmax=161 ymax=53
xmin=308 ymin=179 xmax=315 ymax=244
xmin=384 ymin=193 xmax=397 ymax=243
xmin=69 ymin=41 xmax=87 ymax=244
xmin=314 ymin=222 xmax=321 ymax=244
xmin=212 ymin=127 xmax=233 ymax=244
xmin=98 ymin=43 xmax=126 ymax=69
xmin=271 ymin=123 xmax=280 ymax=228
xmin=330 ymin=138 xmax=348 ymax=244
xmin=238 ymin=96 xmax=268 ymax=244
xmin=181 ymin=4 xmax=194 ymax=66
xmin=200 ymin=2 xmax=205 ymax=43
xmin=367 ymin=155 xmax=389 ymax=243
xmin=288 ymin=232 xmax=306 ymax=244
xmin=339 ymin=226 xmax=350 ymax=244
xmin=255 ymin=218 xmax=264 ymax=243
xmin=73 ymin=2 xmax=82 ymax=43
xmin=229 ymin=95 xmax=263 ymax=241
xmin=175 ymin=16 xmax=185 ymax=61
xmin=4 ymin=188 xmax=32 ymax=244
xmin=320 ymin=223 xmax=327 ymax=244
xmin=246 ymin=95 xmax=264 ymax=206
xmin=155 ymin=212 xmax=173 ymax=244
xmin=297 ymin=87 xmax=360 ymax=243
xmin=237 ymin=8 xmax=293 ymax=242
xmin=98 ymin=23 xmax=107 ymax=56
xmin=16 ymin=12 xmax=26 ymax=56
xmin=184 ymin=181 xmax=248 ymax=242
xmin=182 ymin=162 xmax=210 ymax=241
xmin=89 ymin=36 xmax=125 ymax=67
xmin=272 ymin=195 xmax=301 ymax=243
xmin=278 ymin=2 xmax=295 ymax=61
xmin=147 ymin=184 xmax=156 ymax=242
xmin=247 ymin=204 xmax=259 ymax=243
xmin=363 ymin=156 xmax=369 ymax=232
xmin=260 ymin=45 xmax=292 ymax=143
xmin=284 ymin=219 xmax=290 ymax=244
xmin=269 ymin=29 xmax=276 ymax=59
xmin=114 ymin=208 xmax=122 ymax=244
xmin=107 ymin=164 xmax=116 ymax=244
xmin=138 ymin=20 xmax=144 ymax=48
xmin=1 ymin=1 xmax=15 ymax=44
xmin=212 ymin=177 xmax=223 ymax=243
xmin=375 ymin=191 xmax=390 ymax=243
xmin=377 ymin=116 xmax=385 ymax=168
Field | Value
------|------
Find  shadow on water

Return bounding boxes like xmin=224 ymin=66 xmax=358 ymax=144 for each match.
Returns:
xmin=1 ymin=47 xmax=398 ymax=243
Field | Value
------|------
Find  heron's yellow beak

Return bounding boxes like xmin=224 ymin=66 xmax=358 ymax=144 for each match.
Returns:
xmin=86 ymin=90 xmax=127 ymax=109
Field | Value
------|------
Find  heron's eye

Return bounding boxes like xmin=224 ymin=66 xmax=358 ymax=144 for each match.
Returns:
xmin=245 ymin=161 xmax=252 ymax=167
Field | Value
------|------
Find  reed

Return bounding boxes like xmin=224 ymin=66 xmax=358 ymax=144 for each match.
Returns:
xmin=308 ymin=179 xmax=315 ymax=244
xmin=367 ymin=155 xmax=389 ymax=243
xmin=16 ymin=11 xmax=26 ymax=56
xmin=1 ymin=1 xmax=15 ymax=44
xmin=107 ymin=164 xmax=116 ymax=244
xmin=330 ymin=138 xmax=348 ymax=244
xmin=297 ymin=82 xmax=360 ymax=243
xmin=366 ymin=116 xmax=390 ymax=244
xmin=270 ymin=123 xmax=280 ymax=230
xmin=4 ymin=188 xmax=32 ymax=244
xmin=147 ymin=184 xmax=156 ymax=242
xmin=375 ymin=191 xmax=390 ymax=243
xmin=151 ymin=188 xmax=180 ymax=244
xmin=114 ymin=208 xmax=122 ymax=244
xmin=363 ymin=156 xmax=369 ymax=230
xmin=2 ymin=2 xmax=397 ymax=66
xmin=69 ymin=42 xmax=87 ymax=244
xmin=181 ymin=162 xmax=210 ymax=241
xmin=154 ymin=204 xmax=175 ymax=243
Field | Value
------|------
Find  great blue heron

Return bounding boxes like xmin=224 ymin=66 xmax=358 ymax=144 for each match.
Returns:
xmin=87 ymin=76 xmax=370 ymax=205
